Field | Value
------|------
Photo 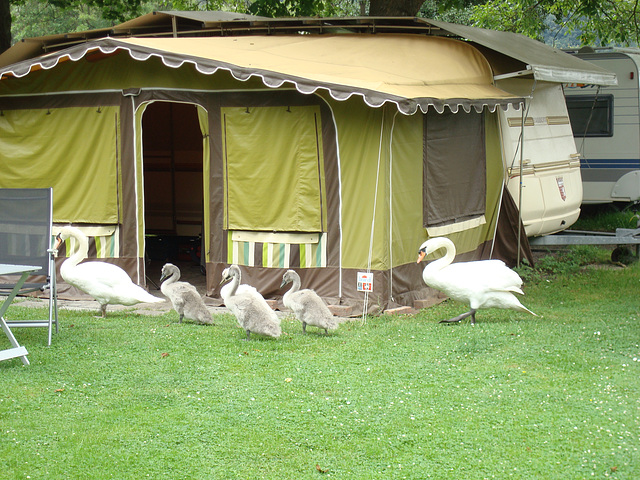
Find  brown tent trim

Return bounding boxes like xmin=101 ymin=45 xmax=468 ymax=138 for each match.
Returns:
xmin=490 ymin=186 xmax=534 ymax=268
xmin=0 ymin=92 xmax=122 ymax=110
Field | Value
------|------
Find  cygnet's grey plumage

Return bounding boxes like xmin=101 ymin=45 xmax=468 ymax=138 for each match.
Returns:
xmin=160 ymin=263 xmax=213 ymax=325
xmin=220 ymin=265 xmax=281 ymax=340
xmin=280 ymin=269 xmax=338 ymax=334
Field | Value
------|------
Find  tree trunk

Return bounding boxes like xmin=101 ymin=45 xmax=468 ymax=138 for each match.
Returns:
xmin=369 ymin=0 xmax=426 ymax=16
xmin=0 ymin=0 xmax=10 ymax=54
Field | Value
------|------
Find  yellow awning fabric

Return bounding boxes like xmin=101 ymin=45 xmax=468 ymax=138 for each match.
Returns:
xmin=0 ymin=34 xmax=521 ymax=114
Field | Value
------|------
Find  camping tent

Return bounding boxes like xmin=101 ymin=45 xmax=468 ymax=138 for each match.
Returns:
xmin=0 ymin=14 xmax=609 ymax=312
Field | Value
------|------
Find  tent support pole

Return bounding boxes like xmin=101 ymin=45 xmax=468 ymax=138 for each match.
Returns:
xmin=388 ymin=110 xmax=398 ymax=304
xmin=517 ymin=103 xmax=525 ymax=267
xmin=363 ymin=106 xmax=386 ymax=320
xmin=516 ymin=79 xmax=536 ymax=267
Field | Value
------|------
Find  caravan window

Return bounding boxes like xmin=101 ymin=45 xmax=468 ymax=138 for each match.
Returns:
xmin=423 ymin=110 xmax=486 ymax=228
xmin=222 ymin=105 xmax=327 ymax=233
xmin=566 ymin=94 xmax=614 ymax=137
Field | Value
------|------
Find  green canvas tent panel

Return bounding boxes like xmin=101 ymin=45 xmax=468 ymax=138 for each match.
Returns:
xmin=221 ymin=105 xmax=327 ymax=233
xmin=0 ymin=18 xmax=530 ymax=310
xmin=0 ymin=106 xmax=120 ymax=224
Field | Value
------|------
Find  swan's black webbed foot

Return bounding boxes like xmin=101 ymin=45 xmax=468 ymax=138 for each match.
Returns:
xmin=439 ymin=318 xmax=462 ymax=324
xmin=439 ymin=309 xmax=477 ymax=325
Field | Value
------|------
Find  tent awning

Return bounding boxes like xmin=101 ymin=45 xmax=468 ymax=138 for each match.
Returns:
xmin=426 ymin=19 xmax=617 ymax=86
xmin=0 ymin=35 xmax=522 ymax=115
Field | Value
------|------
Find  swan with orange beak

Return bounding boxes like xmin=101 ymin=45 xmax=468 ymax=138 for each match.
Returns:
xmin=417 ymin=237 xmax=536 ymax=324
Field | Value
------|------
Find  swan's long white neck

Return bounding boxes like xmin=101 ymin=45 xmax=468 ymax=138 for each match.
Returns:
xmin=62 ymin=228 xmax=89 ymax=269
xmin=423 ymin=237 xmax=456 ymax=275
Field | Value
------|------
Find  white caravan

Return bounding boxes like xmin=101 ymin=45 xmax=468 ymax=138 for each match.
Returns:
xmin=564 ymin=47 xmax=640 ymax=204
xmin=497 ymin=79 xmax=585 ymax=236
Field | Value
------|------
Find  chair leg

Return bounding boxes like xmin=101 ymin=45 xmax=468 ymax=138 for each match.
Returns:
xmin=47 ymin=303 xmax=52 ymax=347
xmin=48 ymin=256 xmax=59 ymax=345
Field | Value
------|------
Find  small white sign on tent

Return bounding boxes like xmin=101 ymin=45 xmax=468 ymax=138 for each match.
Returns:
xmin=357 ymin=272 xmax=373 ymax=292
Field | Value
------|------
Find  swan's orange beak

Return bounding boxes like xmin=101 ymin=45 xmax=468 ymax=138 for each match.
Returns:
xmin=53 ymin=233 xmax=63 ymax=251
xmin=417 ymin=250 xmax=426 ymax=264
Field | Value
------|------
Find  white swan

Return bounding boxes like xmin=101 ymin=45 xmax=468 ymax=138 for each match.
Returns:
xmin=417 ymin=237 xmax=536 ymax=324
xmin=219 ymin=265 xmax=281 ymax=340
xmin=54 ymin=226 xmax=163 ymax=317
xmin=160 ymin=263 xmax=213 ymax=325
xmin=280 ymin=270 xmax=338 ymax=334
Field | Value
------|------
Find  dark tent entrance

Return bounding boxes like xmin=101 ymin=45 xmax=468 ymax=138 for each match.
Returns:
xmin=142 ymin=101 xmax=206 ymax=291
xmin=135 ymin=92 xmax=342 ymax=301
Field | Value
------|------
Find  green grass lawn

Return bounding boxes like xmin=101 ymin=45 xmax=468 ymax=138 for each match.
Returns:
xmin=571 ymin=204 xmax=639 ymax=232
xmin=1 ymin=260 xmax=638 ymax=479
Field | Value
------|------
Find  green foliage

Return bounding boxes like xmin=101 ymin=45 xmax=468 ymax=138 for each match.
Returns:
xmin=247 ymin=0 xmax=342 ymax=17
xmin=2 ymin=261 xmax=639 ymax=478
xmin=419 ymin=0 xmax=473 ymax=24
xmin=169 ymin=0 xmax=254 ymax=12
xmin=170 ymin=0 xmax=361 ymax=16
xmin=11 ymin=1 xmax=109 ymax=39
xmin=536 ymin=245 xmax=608 ymax=273
xmin=469 ymin=0 xmax=547 ymax=40
xmin=8 ymin=0 xmax=640 ymax=49
xmin=572 ymin=204 xmax=640 ymax=232
xmin=10 ymin=0 xmax=172 ymax=40
xmin=470 ymin=0 xmax=640 ymax=46
xmin=46 ymin=0 xmax=143 ymax=23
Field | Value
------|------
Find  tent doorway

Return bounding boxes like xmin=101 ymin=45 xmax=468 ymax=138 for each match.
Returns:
xmin=142 ymin=101 xmax=206 ymax=292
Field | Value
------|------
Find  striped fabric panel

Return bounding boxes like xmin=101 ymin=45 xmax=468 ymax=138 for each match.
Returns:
xmin=262 ymin=242 xmax=289 ymax=269
xmin=299 ymin=233 xmax=326 ymax=268
xmin=58 ymin=228 xmax=120 ymax=259
xmin=227 ymin=231 xmax=326 ymax=268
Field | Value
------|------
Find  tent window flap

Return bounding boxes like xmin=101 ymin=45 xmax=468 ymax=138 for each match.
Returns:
xmin=423 ymin=110 xmax=486 ymax=227
xmin=0 ymin=106 xmax=120 ymax=224
xmin=222 ymin=105 xmax=326 ymax=233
